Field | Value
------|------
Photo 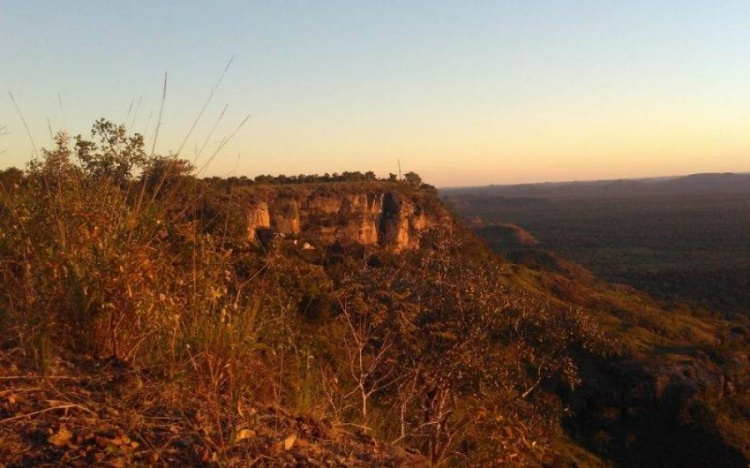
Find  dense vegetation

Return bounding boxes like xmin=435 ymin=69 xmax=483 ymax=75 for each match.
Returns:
xmin=0 ymin=121 xmax=622 ymax=465
xmin=444 ymin=182 xmax=750 ymax=319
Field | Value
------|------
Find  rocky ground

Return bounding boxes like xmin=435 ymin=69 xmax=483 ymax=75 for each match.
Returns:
xmin=0 ymin=349 xmax=425 ymax=467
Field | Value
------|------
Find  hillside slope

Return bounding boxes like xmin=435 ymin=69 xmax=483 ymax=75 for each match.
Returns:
xmin=0 ymin=133 xmax=748 ymax=465
xmin=503 ymin=248 xmax=749 ymax=465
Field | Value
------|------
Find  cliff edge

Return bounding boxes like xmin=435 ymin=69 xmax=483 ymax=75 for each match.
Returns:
xmin=224 ymin=183 xmax=449 ymax=251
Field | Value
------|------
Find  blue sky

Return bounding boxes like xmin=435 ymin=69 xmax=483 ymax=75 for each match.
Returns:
xmin=2 ymin=1 xmax=749 ymax=186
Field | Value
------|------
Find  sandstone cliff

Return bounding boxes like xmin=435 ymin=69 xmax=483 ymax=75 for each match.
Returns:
xmin=235 ymin=185 xmax=448 ymax=251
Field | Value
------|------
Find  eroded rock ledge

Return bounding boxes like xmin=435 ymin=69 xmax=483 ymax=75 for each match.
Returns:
xmin=238 ymin=185 xmax=447 ymax=251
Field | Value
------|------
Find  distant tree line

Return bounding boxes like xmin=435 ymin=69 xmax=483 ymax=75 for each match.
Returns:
xmin=203 ymin=170 xmax=426 ymax=188
xmin=3 ymin=163 xmax=428 ymax=190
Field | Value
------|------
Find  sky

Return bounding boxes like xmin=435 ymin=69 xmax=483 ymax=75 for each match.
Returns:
xmin=1 ymin=1 xmax=749 ymax=187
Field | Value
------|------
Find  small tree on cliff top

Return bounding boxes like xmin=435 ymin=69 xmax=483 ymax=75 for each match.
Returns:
xmin=404 ymin=171 xmax=422 ymax=187
xmin=74 ymin=118 xmax=147 ymax=183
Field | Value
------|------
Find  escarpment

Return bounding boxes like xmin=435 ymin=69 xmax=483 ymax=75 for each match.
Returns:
xmin=239 ymin=185 xmax=447 ymax=251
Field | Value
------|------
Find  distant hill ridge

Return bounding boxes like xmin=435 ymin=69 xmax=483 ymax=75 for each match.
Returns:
xmin=442 ymin=172 xmax=750 ymax=199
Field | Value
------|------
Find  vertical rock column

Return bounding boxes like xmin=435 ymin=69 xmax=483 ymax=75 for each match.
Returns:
xmin=247 ymin=202 xmax=271 ymax=243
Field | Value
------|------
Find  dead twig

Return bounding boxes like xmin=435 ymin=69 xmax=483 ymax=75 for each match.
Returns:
xmin=0 ymin=375 xmax=81 ymax=380
xmin=0 ymin=403 xmax=93 ymax=424
xmin=0 ymin=387 xmax=40 ymax=397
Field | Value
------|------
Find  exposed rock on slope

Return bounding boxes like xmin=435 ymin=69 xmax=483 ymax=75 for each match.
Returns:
xmin=239 ymin=185 xmax=446 ymax=251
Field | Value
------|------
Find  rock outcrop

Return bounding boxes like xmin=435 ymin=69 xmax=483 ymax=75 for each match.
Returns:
xmin=240 ymin=186 xmax=447 ymax=251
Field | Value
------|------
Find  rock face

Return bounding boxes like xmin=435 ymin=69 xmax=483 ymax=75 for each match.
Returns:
xmin=241 ymin=187 xmax=446 ymax=251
